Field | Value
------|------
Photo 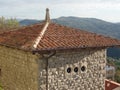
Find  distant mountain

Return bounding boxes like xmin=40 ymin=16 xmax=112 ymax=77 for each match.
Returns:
xmin=19 ymin=19 xmax=40 ymax=26
xmin=53 ymin=17 xmax=120 ymax=39
xmin=116 ymin=22 xmax=120 ymax=24
xmin=19 ymin=17 xmax=120 ymax=59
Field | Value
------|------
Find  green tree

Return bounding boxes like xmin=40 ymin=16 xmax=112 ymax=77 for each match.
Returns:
xmin=0 ymin=86 xmax=2 ymax=90
xmin=6 ymin=18 xmax=19 ymax=29
xmin=0 ymin=16 xmax=20 ymax=31
xmin=0 ymin=16 xmax=5 ymax=29
xmin=115 ymin=70 xmax=120 ymax=83
xmin=0 ymin=82 xmax=2 ymax=90
xmin=107 ymin=57 xmax=115 ymax=66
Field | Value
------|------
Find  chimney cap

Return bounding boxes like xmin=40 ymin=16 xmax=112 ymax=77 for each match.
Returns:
xmin=46 ymin=8 xmax=49 ymax=11
xmin=45 ymin=8 xmax=50 ymax=23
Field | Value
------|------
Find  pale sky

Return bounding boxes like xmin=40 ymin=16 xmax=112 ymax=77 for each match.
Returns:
xmin=0 ymin=0 xmax=120 ymax=22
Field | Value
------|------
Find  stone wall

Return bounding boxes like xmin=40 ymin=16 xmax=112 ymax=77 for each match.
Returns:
xmin=0 ymin=46 xmax=40 ymax=90
xmin=38 ymin=56 xmax=47 ymax=90
xmin=46 ymin=48 xmax=106 ymax=90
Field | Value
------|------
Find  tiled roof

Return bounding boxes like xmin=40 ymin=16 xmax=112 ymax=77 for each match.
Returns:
xmin=105 ymin=79 xmax=120 ymax=90
xmin=0 ymin=22 xmax=120 ymax=51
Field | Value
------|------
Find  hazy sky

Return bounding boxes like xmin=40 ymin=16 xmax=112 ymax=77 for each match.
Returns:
xmin=0 ymin=0 xmax=120 ymax=22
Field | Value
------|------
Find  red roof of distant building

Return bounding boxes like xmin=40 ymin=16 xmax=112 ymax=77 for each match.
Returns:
xmin=105 ymin=79 xmax=120 ymax=90
xmin=0 ymin=22 xmax=120 ymax=51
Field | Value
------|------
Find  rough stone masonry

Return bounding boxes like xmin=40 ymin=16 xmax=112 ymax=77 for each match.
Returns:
xmin=39 ymin=48 xmax=106 ymax=90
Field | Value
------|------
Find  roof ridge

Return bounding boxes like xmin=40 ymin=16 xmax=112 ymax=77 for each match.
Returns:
xmin=32 ymin=8 xmax=51 ymax=49
xmin=32 ymin=22 xmax=49 ymax=49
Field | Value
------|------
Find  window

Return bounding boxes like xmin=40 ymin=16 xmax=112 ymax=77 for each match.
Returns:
xmin=81 ymin=66 xmax=86 ymax=72
xmin=67 ymin=67 xmax=71 ymax=73
xmin=74 ymin=67 xmax=78 ymax=72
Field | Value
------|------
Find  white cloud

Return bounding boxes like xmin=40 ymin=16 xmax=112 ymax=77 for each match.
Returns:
xmin=0 ymin=0 xmax=120 ymax=22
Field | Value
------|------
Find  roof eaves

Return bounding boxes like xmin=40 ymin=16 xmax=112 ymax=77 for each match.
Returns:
xmin=0 ymin=43 xmax=32 ymax=52
xmin=32 ymin=45 xmax=110 ymax=53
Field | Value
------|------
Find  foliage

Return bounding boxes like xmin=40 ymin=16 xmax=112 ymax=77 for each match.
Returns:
xmin=0 ymin=16 xmax=20 ymax=31
xmin=115 ymin=69 xmax=120 ymax=83
xmin=0 ymin=83 xmax=2 ymax=90
xmin=107 ymin=57 xmax=120 ymax=83
xmin=107 ymin=57 xmax=115 ymax=66
xmin=0 ymin=87 xmax=2 ymax=90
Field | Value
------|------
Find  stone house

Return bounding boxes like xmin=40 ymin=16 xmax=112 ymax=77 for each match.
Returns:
xmin=0 ymin=8 xmax=120 ymax=90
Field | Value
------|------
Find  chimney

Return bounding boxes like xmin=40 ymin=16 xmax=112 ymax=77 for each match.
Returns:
xmin=45 ymin=8 xmax=50 ymax=23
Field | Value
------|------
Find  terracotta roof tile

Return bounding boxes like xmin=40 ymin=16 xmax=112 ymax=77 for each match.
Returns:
xmin=105 ymin=79 xmax=120 ymax=90
xmin=0 ymin=22 xmax=120 ymax=51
